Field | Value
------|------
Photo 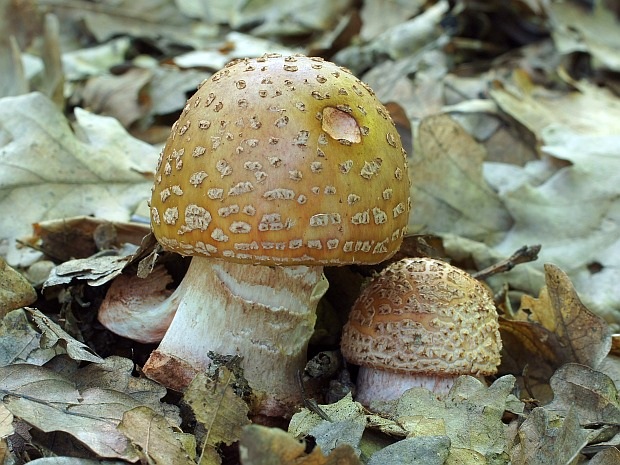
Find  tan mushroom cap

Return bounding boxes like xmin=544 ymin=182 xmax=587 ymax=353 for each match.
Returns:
xmin=341 ymin=257 xmax=502 ymax=376
xmin=150 ymin=54 xmax=410 ymax=266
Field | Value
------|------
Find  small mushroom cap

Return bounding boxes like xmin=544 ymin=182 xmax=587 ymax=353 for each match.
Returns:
xmin=150 ymin=54 xmax=410 ymax=266
xmin=340 ymin=257 xmax=502 ymax=376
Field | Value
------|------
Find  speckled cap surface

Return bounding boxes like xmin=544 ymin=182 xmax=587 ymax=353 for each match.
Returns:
xmin=149 ymin=54 xmax=410 ymax=265
xmin=341 ymin=258 xmax=502 ymax=376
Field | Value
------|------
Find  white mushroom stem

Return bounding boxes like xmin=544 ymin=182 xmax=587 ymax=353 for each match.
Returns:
xmin=142 ymin=257 xmax=328 ymax=417
xmin=355 ymin=367 xmax=459 ymax=405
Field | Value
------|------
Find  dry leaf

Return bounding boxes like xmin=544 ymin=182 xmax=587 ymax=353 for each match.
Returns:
xmin=0 ymin=404 xmax=13 ymax=439
xmin=499 ymin=264 xmax=613 ymax=401
xmin=183 ymin=368 xmax=250 ymax=464
xmin=73 ymin=356 xmax=179 ymax=424
xmin=0 ymin=364 xmax=139 ymax=461
xmin=394 ymin=375 xmax=517 ymax=460
xmin=25 ymin=308 xmax=104 ymax=364
xmin=239 ymin=424 xmax=361 ymax=465
xmin=289 ymin=394 xmax=366 ymax=456
xmin=0 ymin=92 xmax=157 ymax=265
xmin=546 ymin=364 xmax=620 ymax=426
xmin=510 ymin=407 xmax=589 ymax=465
xmin=117 ymin=406 xmax=196 ymax=465
xmin=366 ymin=436 xmax=450 ymax=465
xmin=408 ymin=114 xmax=512 ymax=242
xmin=0 ymin=257 xmax=36 ymax=317
xmin=0 ymin=309 xmax=56 ymax=368
xmin=589 ymin=447 xmax=620 ymax=465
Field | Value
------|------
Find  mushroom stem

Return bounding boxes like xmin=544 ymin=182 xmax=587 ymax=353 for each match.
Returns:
xmin=142 ymin=257 xmax=328 ymax=417
xmin=355 ymin=367 xmax=459 ymax=404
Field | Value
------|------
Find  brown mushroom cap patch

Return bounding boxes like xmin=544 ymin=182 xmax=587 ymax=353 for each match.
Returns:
xmin=341 ymin=258 xmax=502 ymax=376
xmin=150 ymin=54 xmax=410 ymax=265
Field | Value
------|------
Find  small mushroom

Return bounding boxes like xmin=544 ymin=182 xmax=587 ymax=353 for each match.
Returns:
xmin=340 ymin=257 xmax=501 ymax=405
xmin=144 ymin=54 xmax=411 ymax=417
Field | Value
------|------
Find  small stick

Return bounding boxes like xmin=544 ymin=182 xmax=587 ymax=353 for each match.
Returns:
xmin=472 ymin=244 xmax=541 ymax=281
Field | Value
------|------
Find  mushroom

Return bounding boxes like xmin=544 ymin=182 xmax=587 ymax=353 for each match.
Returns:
xmin=340 ymin=257 xmax=501 ymax=405
xmin=145 ymin=54 xmax=411 ymax=417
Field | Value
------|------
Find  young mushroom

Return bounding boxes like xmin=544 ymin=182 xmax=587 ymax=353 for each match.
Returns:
xmin=144 ymin=54 xmax=411 ymax=417
xmin=340 ymin=257 xmax=501 ymax=405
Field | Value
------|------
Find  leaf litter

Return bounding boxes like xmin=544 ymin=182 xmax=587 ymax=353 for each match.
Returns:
xmin=1 ymin=0 xmax=620 ymax=463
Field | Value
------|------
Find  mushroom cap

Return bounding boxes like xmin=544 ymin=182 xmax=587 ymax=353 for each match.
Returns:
xmin=340 ymin=257 xmax=502 ymax=376
xmin=149 ymin=54 xmax=410 ymax=266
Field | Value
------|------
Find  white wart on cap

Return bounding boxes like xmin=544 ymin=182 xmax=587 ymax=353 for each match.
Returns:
xmin=341 ymin=257 xmax=502 ymax=404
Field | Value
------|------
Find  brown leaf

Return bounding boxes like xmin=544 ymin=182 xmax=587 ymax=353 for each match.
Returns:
xmin=546 ymin=364 xmax=620 ymax=426
xmin=407 ymin=114 xmax=512 ymax=241
xmin=510 ymin=407 xmax=589 ymax=465
xmin=118 ymin=406 xmax=196 ymax=465
xmin=239 ymin=424 xmax=361 ymax=465
xmin=0 ymin=258 xmax=36 ymax=318
xmin=499 ymin=264 xmax=613 ymax=401
xmin=183 ymin=368 xmax=250 ymax=464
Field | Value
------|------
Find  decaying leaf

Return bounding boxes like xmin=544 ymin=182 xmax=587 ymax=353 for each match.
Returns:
xmin=0 ymin=364 xmax=138 ymax=461
xmin=0 ymin=404 xmax=13 ymax=439
xmin=239 ymin=424 xmax=361 ymax=465
xmin=408 ymin=114 xmax=512 ymax=242
xmin=546 ymin=363 xmax=620 ymax=426
xmin=183 ymin=368 xmax=251 ymax=464
xmin=0 ymin=257 xmax=37 ymax=318
xmin=500 ymin=264 xmax=613 ymax=401
xmin=510 ymin=407 xmax=589 ymax=465
xmin=25 ymin=308 xmax=104 ymax=364
xmin=366 ymin=436 xmax=450 ymax=465
xmin=73 ymin=356 xmax=179 ymax=423
xmin=289 ymin=394 xmax=366 ymax=456
xmin=393 ymin=375 xmax=518 ymax=462
xmin=0 ymin=92 xmax=157 ymax=265
xmin=118 ymin=406 xmax=196 ymax=465
xmin=0 ymin=309 xmax=56 ymax=368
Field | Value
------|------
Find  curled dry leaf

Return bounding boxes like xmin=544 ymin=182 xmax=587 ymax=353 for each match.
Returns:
xmin=0 ymin=310 xmax=56 ymax=368
xmin=499 ymin=263 xmax=613 ymax=402
xmin=0 ymin=258 xmax=36 ymax=318
xmin=25 ymin=308 xmax=104 ymax=364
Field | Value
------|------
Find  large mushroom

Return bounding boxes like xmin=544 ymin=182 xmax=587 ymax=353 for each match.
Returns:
xmin=144 ymin=54 xmax=410 ymax=417
xmin=340 ymin=257 xmax=501 ymax=405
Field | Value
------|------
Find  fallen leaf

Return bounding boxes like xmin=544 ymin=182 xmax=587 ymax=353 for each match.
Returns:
xmin=499 ymin=264 xmax=613 ymax=401
xmin=394 ymin=375 xmax=518 ymax=461
xmin=510 ymin=407 xmax=589 ymax=465
xmin=73 ymin=356 xmax=179 ymax=424
xmin=117 ymin=406 xmax=196 ymax=465
xmin=366 ymin=436 xmax=450 ymax=465
xmin=0 ymin=364 xmax=137 ymax=460
xmin=0 ymin=309 xmax=56 ymax=368
xmin=25 ymin=308 xmax=104 ymax=364
xmin=546 ymin=363 xmax=620 ymax=426
xmin=239 ymin=424 xmax=361 ymax=465
xmin=0 ymin=257 xmax=36 ymax=317
xmin=546 ymin=0 xmax=620 ymax=72
xmin=82 ymin=68 xmax=152 ymax=128
xmin=589 ymin=447 xmax=620 ymax=465
xmin=0 ymin=404 xmax=13 ymax=439
xmin=408 ymin=114 xmax=512 ymax=242
xmin=289 ymin=394 xmax=366 ymax=456
xmin=0 ymin=92 xmax=157 ymax=265
xmin=183 ymin=368 xmax=250 ymax=464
